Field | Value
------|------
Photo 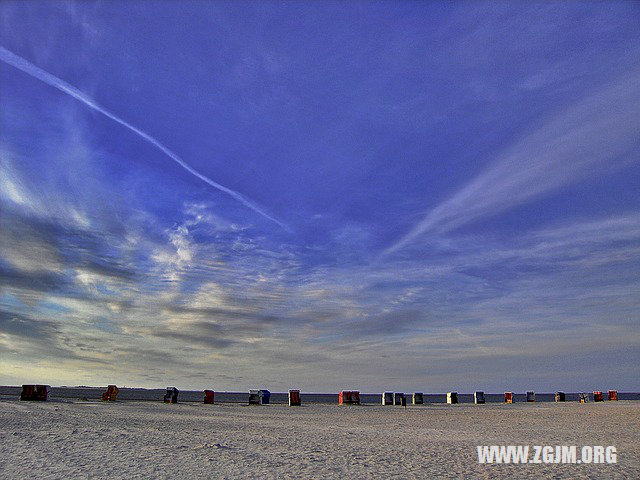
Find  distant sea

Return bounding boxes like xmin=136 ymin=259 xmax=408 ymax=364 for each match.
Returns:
xmin=1 ymin=386 xmax=638 ymax=403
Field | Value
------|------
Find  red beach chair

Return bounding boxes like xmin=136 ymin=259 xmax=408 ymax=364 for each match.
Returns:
xmin=101 ymin=385 xmax=119 ymax=401
xmin=288 ymin=389 xmax=301 ymax=406
xmin=339 ymin=390 xmax=360 ymax=405
xmin=35 ymin=385 xmax=49 ymax=401
xmin=20 ymin=385 xmax=35 ymax=401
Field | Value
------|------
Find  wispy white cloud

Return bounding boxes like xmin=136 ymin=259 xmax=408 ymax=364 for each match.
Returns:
xmin=0 ymin=46 xmax=288 ymax=230
xmin=384 ymin=70 xmax=640 ymax=254
xmin=183 ymin=201 xmax=242 ymax=232
xmin=3 ymin=207 xmax=639 ymax=390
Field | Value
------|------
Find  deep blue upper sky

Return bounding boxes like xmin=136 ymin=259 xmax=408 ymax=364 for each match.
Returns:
xmin=1 ymin=1 xmax=639 ymax=391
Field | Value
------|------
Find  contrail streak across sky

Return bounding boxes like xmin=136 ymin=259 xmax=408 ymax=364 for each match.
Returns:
xmin=0 ymin=46 xmax=288 ymax=230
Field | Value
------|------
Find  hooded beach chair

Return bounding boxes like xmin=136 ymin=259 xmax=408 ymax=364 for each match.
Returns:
xmin=204 ymin=390 xmax=215 ymax=404
xmin=339 ymin=390 xmax=360 ymax=405
xmin=164 ymin=387 xmax=179 ymax=403
xmin=101 ymin=385 xmax=119 ymax=401
xmin=20 ymin=385 xmax=49 ymax=401
xmin=288 ymin=389 xmax=301 ymax=406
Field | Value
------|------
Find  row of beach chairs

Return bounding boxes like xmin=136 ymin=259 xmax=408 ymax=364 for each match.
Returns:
xmin=163 ymin=387 xmax=290 ymax=405
xmin=17 ymin=385 xmax=619 ymax=404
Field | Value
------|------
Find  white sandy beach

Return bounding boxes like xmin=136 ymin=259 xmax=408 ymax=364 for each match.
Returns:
xmin=1 ymin=400 xmax=638 ymax=478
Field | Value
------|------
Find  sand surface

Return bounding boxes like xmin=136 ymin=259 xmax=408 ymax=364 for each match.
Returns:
xmin=1 ymin=400 xmax=638 ymax=478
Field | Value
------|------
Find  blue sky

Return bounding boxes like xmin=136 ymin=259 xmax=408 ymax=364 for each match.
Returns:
xmin=1 ymin=1 xmax=639 ymax=392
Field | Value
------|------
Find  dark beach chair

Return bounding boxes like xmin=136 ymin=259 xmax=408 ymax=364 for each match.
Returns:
xmin=20 ymin=385 xmax=49 ymax=401
xmin=164 ymin=387 xmax=179 ymax=403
